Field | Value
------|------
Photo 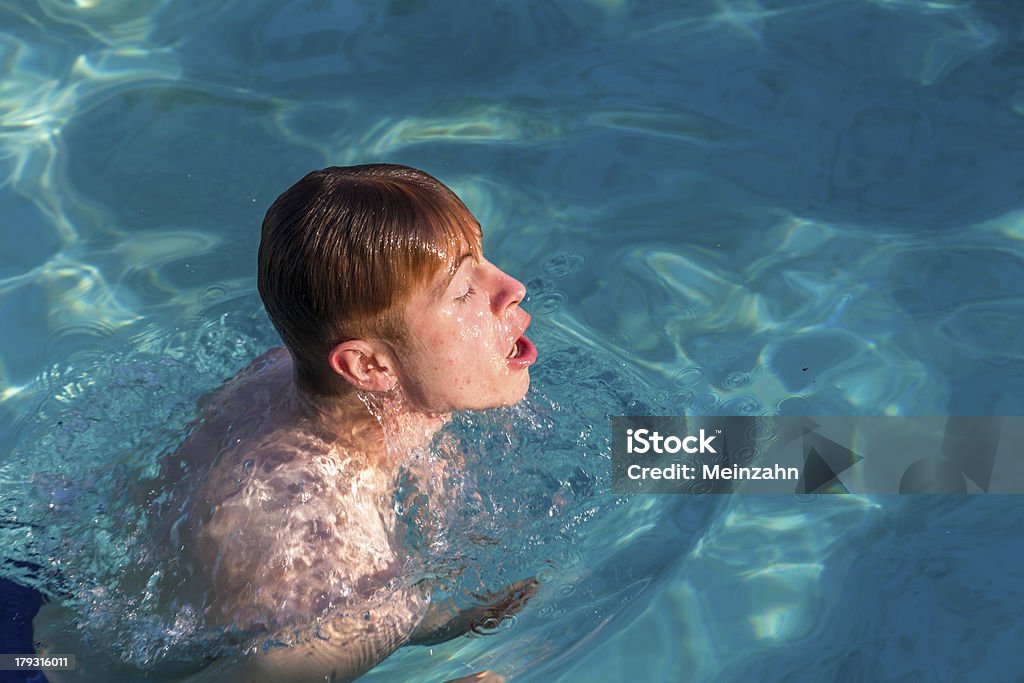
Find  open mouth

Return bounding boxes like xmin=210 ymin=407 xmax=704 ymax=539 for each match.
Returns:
xmin=506 ymin=335 xmax=537 ymax=367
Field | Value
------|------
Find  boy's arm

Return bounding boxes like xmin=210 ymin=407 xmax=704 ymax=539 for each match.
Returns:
xmin=179 ymin=578 xmax=537 ymax=683
xmin=175 ymin=557 xmax=537 ymax=683
xmin=408 ymin=578 xmax=540 ymax=646
xmin=180 ymin=448 xmax=535 ymax=682
xmin=182 ymin=451 xmax=428 ymax=683
xmin=180 ymin=584 xmax=428 ymax=683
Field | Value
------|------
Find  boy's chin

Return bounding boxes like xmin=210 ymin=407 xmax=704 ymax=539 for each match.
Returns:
xmin=465 ymin=380 xmax=531 ymax=411
xmin=495 ymin=376 xmax=531 ymax=408
xmin=419 ymin=374 xmax=531 ymax=413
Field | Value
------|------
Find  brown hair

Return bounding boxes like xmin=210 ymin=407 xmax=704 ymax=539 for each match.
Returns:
xmin=257 ymin=164 xmax=481 ymax=395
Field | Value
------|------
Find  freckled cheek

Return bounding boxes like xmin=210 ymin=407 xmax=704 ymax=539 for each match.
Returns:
xmin=420 ymin=342 xmax=469 ymax=378
xmin=418 ymin=312 xmax=504 ymax=390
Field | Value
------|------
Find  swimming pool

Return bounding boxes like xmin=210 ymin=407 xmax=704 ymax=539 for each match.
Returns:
xmin=2 ymin=0 xmax=1023 ymax=680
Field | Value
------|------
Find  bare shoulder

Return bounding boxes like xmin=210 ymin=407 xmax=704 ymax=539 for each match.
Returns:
xmin=196 ymin=346 xmax=291 ymax=414
xmin=158 ymin=348 xmax=400 ymax=632
xmin=187 ymin=433 xmax=401 ymax=632
xmin=164 ymin=347 xmax=294 ymax=480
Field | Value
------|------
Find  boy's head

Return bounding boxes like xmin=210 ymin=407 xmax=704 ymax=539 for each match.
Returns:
xmin=258 ymin=164 xmax=483 ymax=397
xmin=256 ymin=163 xmax=536 ymax=411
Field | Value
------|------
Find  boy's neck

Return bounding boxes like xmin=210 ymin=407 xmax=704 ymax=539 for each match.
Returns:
xmin=292 ymin=382 xmax=450 ymax=465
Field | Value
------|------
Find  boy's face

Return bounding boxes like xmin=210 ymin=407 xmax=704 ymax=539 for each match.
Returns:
xmin=394 ymin=247 xmax=536 ymax=413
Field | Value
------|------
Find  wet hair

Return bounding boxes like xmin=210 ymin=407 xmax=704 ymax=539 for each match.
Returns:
xmin=257 ymin=164 xmax=482 ymax=395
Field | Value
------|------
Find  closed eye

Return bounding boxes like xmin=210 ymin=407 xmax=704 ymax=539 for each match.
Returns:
xmin=455 ymin=286 xmax=475 ymax=303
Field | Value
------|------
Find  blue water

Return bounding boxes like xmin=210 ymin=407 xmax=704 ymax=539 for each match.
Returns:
xmin=2 ymin=0 xmax=1024 ymax=680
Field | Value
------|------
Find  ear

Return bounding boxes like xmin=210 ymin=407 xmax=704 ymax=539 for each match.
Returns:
xmin=328 ymin=339 xmax=397 ymax=392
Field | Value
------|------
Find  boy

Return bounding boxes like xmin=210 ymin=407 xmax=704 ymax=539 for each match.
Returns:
xmin=36 ymin=164 xmax=538 ymax=682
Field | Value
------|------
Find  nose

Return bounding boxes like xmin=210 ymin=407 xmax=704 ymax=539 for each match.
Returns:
xmin=491 ymin=267 xmax=526 ymax=314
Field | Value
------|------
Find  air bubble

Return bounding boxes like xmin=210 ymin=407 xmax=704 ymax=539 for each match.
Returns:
xmin=672 ymin=367 xmax=703 ymax=387
xmin=542 ymin=252 xmax=584 ymax=278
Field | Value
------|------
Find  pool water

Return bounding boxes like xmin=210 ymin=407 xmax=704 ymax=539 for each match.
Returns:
xmin=2 ymin=0 xmax=1023 ymax=680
